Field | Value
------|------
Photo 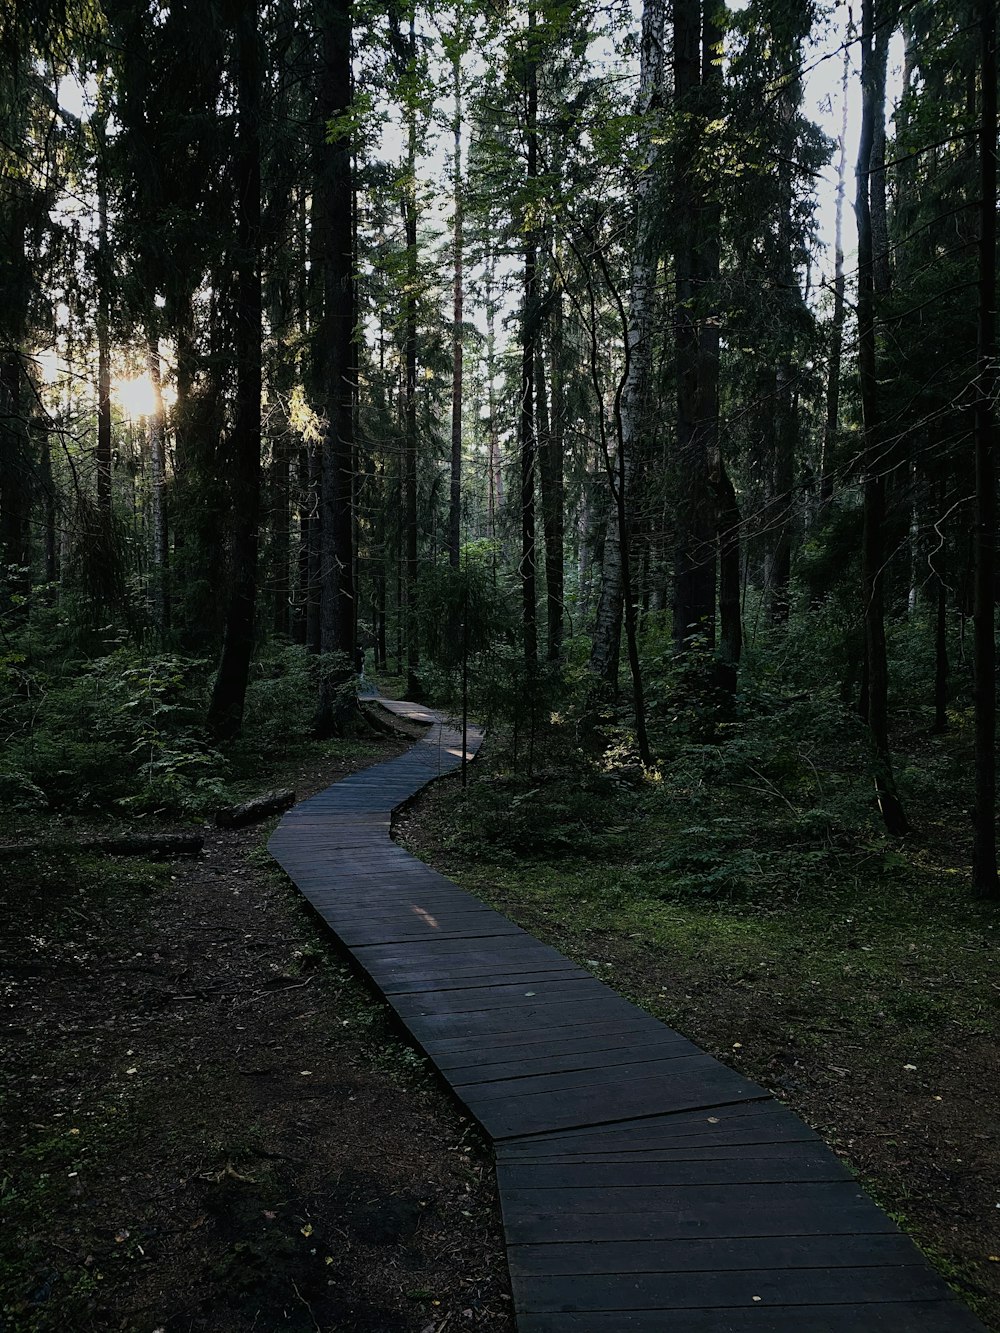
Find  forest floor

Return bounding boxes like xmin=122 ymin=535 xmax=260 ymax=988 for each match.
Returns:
xmin=0 ymin=721 xmax=514 ymax=1333
xmin=399 ymin=713 xmax=1000 ymax=1333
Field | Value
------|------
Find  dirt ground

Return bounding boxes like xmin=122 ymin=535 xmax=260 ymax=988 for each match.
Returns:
xmin=1 ymin=729 xmax=514 ymax=1333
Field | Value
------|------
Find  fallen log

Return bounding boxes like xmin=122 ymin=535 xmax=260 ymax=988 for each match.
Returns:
xmin=1 ymin=832 xmax=205 ymax=858
xmin=215 ymin=789 xmax=296 ymax=829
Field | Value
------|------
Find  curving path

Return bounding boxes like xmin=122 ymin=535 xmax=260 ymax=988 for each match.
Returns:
xmin=268 ymin=699 xmax=985 ymax=1332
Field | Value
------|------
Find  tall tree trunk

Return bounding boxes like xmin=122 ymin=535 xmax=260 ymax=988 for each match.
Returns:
xmin=315 ymin=0 xmax=356 ymax=733
xmin=207 ymin=0 xmax=262 ymax=738
xmin=767 ymin=61 xmax=800 ymax=625
xmin=590 ymin=0 xmax=664 ymax=687
xmin=716 ymin=457 xmax=742 ymax=694
xmin=767 ymin=360 xmax=795 ymax=624
xmin=271 ymin=432 xmax=290 ymax=636
xmin=403 ymin=11 xmax=420 ymax=698
xmin=578 ymin=480 xmax=592 ymax=622
xmin=484 ymin=265 xmax=503 ymax=547
xmin=820 ymin=46 xmax=849 ymax=512
xmin=520 ymin=1 xmax=538 ymax=672
xmin=536 ymin=333 xmax=563 ymax=661
xmin=931 ymin=475 xmax=949 ymax=734
xmin=855 ymin=0 xmax=908 ymax=834
xmin=96 ymin=135 xmax=113 ymax=517
xmin=38 ymin=424 xmax=57 ymax=589
xmin=606 ymin=296 xmax=652 ymax=764
xmin=973 ymin=0 xmax=998 ymax=895
xmin=147 ymin=336 xmax=169 ymax=634
xmin=547 ymin=268 xmax=565 ymax=655
xmin=305 ymin=439 xmax=322 ymax=652
xmin=672 ymin=0 xmax=719 ymax=653
xmin=294 ymin=443 xmax=310 ymax=644
xmin=448 ymin=34 xmax=463 ymax=569
xmin=374 ymin=469 xmax=387 ymax=668
xmin=0 ymin=350 xmax=30 ymax=619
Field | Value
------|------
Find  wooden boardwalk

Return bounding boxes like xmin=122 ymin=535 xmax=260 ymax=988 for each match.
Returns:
xmin=268 ymin=700 xmax=985 ymax=1332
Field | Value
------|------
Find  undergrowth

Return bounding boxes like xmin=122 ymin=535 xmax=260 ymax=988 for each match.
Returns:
xmin=0 ymin=642 xmax=348 ymax=827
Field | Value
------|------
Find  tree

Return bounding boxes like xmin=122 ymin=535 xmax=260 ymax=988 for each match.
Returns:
xmin=972 ymin=0 xmax=998 ymax=895
xmin=313 ymin=0 xmax=357 ymax=734
xmin=855 ymin=0 xmax=909 ymax=834
xmin=520 ymin=1 xmax=540 ymax=673
xmin=207 ymin=1 xmax=263 ymax=738
xmin=671 ymin=0 xmax=723 ymax=655
xmin=588 ymin=0 xmax=664 ymax=690
xmin=443 ymin=2 xmax=472 ymax=569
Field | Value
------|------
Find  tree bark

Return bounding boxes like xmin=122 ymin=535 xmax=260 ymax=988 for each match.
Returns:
xmin=820 ymin=46 xmax=849 ymax=512
xmin=207 ymin=1 xmax=262 ymax=739
xmin=589 ymin=0 xmax=664 ymax=686
xmin=215 ymin=788 xmax=296 ymax=827
xmin=767 ymin=359 xmax=795 ymax=624
xmin=484 ymin=261 xmax=503 ymax=548
xmin=448 ymin=33 xmax=463 ymax=569
xmin=271 ymin=431 xmax=291 ymax=636
xmin=96 ymin=129 xmax=113 ymax=517
xmin=520 ymin=1 xmax=539 ymax=673
xmin=147 ymin=336 xmax=169 ymax=634
xmin=716 ymin=457 xmax=743 ymax=695
xmin=402 ymin=10 xmax=421 ymax=698
xmin=672 ymin=0 xmax=719 ymax=653
xmin=38 ymin=423 xmax=57 ymax=588
xmin=0 ymin=368 xmax=31 ymax=620
xmin=314 ymin=0 xmax=357 ymax=734
xmin=2 ymin=833 xmax=205 ymax=859
xmin=855 ymin=0 xmax=908 ymax=834
xmin=547 ymin=268 xmax=565 ymax=655
xmin=973 ymin=0 xmax=998 ymax=895
xmin=536 ymin=331 xmax=564 ymax=661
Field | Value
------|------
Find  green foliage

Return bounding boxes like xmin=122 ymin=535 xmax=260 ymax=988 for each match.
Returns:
xmin=242 ymin=642 xmax=317 ymax=745
xmin=445 ymin=758 xmax=635 ymax=861
xmin=1 ymin=649 xmax=224 ymax=818
xmin=416 ymin=540 xmax=508 ymax=673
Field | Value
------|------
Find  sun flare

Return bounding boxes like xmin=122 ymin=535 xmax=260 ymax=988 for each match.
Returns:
xmin=113 ymin=373 xmax=159 ymax=418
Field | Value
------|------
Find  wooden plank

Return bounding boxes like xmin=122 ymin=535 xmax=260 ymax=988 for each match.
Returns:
xmin=303 ymin=892 xmax=477 ymax=912
xmin=514 ymin=1303 xmax=985 ymax=1332
xmin=354 ymin=936 xmax=571 ymax=968
xmin=505 ymin=1141 xmax=835 ymax=1166
xmin=503 ymin=1180 xmax=879 ymax=1216
xmin=404 ymin=994 xmax=662 ymax=1041
xmin=328 ymin=907 xmax=518 ymax=930
xmin=466 ymin=1073 xmax=766 ymax=1141
xmin=392 ymin=976 xmax=613 ymax=1018
xmin=517 ymin=1265 xmax=951 ymax=1313
xmin=371 ymin=953 xmax=583 ymax=982
xmin=383 ymin=966 xmax=589 ymax=996
xmin=421 ymin=1018 xmax=684 ymax=1066
xmin=365 ymin=945 xmax=577 ymax=976
xmin=466 ymin=1054 xmax=724 ymax=1103
xmin=500 ymin=1182 xmax=896 ymax=1245
xmin=499 ymin=1104 xmax=815 ymax=1156
xmin=448 ymin=1038 xmax=701 ymax=1086
xmin=506 ymin=1232 xmax=924 ymax=1277
xmin=497 ymin=1148 xmax=851 ymax=1189
xmin=335 ymin=920 xmax=526 ymax=947
xmin=480 ymin=1101 xmax=779 ymax=1145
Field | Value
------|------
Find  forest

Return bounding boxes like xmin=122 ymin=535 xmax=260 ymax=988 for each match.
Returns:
xmin=2 ymin=0 xmax=1000 ymax=1329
